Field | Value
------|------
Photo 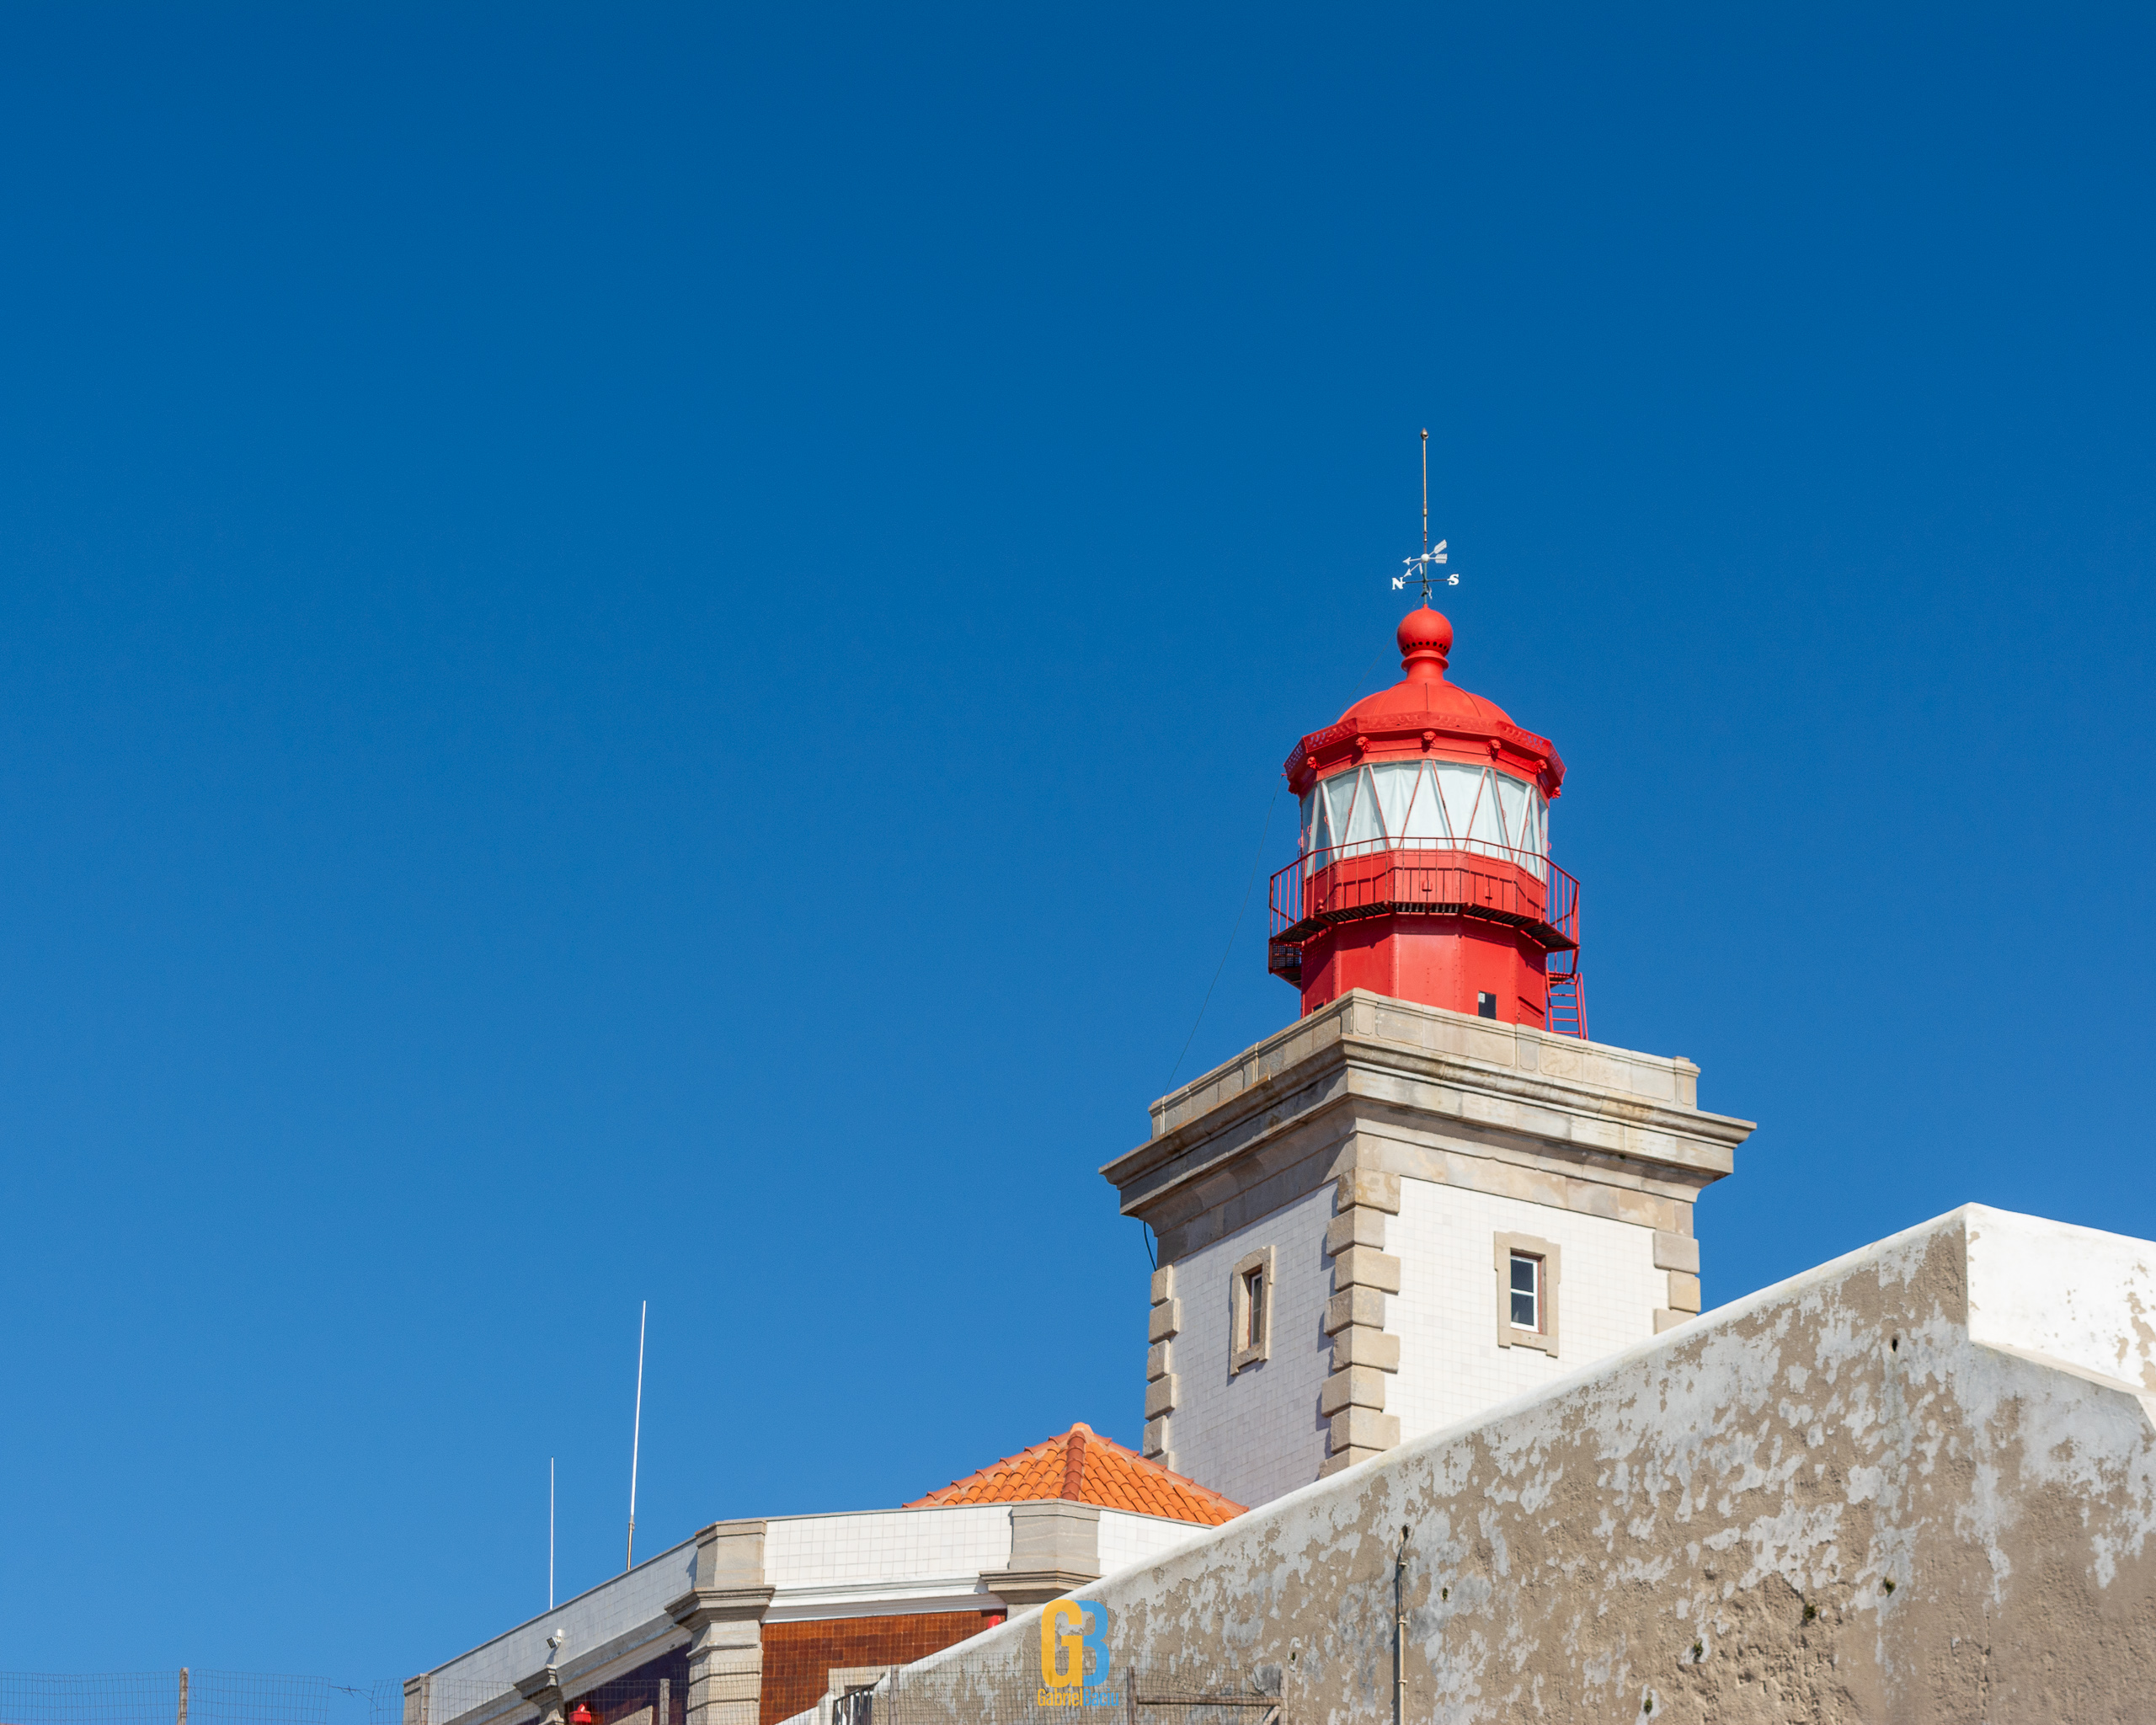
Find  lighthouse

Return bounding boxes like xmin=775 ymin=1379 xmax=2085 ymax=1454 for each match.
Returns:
xmin=1269 ymin=603 xmax=1584 ymax=1036
xmin=1104 ymin=599 xmax=1755 ymax=1507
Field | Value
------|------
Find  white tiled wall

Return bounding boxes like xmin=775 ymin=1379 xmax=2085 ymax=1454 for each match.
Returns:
xmin=1095 ymin=1509 xmax=1215 ymax=1578
xmin=764 ymin=1506 xmax=1011 ymax=1589
xmin=1388 ymin=1178 xmax=1664 ymax=1442
xmin=430 ymin=1536 xmax=698 ymax=1705
xmin=1161 ymin=1184 xmax=1334 ymax=1509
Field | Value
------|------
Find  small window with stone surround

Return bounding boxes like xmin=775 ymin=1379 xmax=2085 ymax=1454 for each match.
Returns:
xmin=1509 ymin=1252 xmax=1541 ymax=1331
xmin=1492 ymin=1231 xmax=1561 ymax=1357
xmin=1230 ymin=1245 xmax=1275 ymax=1375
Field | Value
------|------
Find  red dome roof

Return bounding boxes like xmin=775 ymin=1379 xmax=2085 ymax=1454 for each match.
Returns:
xmin=1285 ymin=606 xmax=1563 ymax=797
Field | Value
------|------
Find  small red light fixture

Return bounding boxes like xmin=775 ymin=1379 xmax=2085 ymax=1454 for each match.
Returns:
xmin=570 ymin=1706 xmax=594 ymax=1723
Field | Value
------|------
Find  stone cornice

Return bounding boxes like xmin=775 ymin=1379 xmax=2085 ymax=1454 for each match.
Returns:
xmin=665 ymin=1586 xmax=776 ymax=1631
xmin=979 ymin=1567 xmax=1102 ymax=1608
xmin=511 ymin=1673 xmax=561 ymax=1707
xmin=1103 ymin=992 xmax=1753 ymax=1219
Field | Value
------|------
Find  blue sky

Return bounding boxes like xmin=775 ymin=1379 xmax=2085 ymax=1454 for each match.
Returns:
xmin=0 ymin=0 xmax=2151 ymax=1685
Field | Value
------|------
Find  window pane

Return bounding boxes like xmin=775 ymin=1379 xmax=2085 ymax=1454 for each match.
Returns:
xmin=1249 ymin=1271 xmax=1264 ymax=1346
xmin=1370 ymin=763 xmax=1420 ymax=843
xmin=1466 ymin=767 xmax=1507 ymax=857
xmin=1433 ymin=762 xmax=1483 ymax=837
xmin=1495 ymin=773 xmax=1529 ymax=855
xmin=1398 ymin=761 xmax=1448 ymax=842
xmin=1321 ymin=772 xmax=1359 ymax=856
xmin=1509 ymin=1253 xmax=1539 ymax=1330
xmin=1342 ymin=766 xmax=1383 ymax=850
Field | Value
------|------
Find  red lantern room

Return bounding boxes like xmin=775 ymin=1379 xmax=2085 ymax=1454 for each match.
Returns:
xmin=1267 ymin=605 xmax=1588 ymax=1037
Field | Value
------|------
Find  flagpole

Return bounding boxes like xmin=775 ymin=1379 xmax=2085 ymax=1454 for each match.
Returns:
xmin=626 ymin=1300 xmax=646 ymax=1571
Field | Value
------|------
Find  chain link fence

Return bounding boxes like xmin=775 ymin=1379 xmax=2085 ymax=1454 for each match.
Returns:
xmin=0 ymin=1664 xmax=1290 ymax=1725
xmin=0 ymin=1672 xmax=405 ymax=1725
xmin=820 ymin=1663 xmax=1287 ymax=1725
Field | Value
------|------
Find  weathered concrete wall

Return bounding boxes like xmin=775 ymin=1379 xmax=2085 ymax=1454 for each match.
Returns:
xmin=891 ymin=1204 xmax=2156 ymax=1722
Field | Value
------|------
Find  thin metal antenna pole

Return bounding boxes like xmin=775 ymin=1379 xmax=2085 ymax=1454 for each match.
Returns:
xmin=1394 ymin=1525 xmax=1409 ymax=1725
xmin=1420 ymin=429 xmax=1429 ymax=555
xmin=549 ymin=1458 xmax=556 ymax=1610
xmin=626 ymin=1300 xmax=646 ymax=1571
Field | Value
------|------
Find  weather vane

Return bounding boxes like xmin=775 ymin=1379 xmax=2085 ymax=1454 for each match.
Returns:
xmin=1392 ymin=428 xmax=1460 ymax=603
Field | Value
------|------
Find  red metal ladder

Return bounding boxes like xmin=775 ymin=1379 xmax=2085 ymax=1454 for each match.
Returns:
xmin=1546 ymin=965 xmax=1588 ymax=1040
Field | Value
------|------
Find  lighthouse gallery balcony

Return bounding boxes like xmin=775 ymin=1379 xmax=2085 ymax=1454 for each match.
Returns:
xmin=1267 ymin=758 xmax=1579 ymax=985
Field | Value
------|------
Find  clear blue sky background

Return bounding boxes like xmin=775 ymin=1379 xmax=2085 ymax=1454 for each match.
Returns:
xmin=1 ymin=0 xmax=2150 ymax=1686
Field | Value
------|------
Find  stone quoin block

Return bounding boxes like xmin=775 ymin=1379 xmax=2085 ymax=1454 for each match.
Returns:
xmin=1666 ymin=1271 xmax=1702 ymax=1313
xmin=1328 ymin=1327 xmax=1401 ymax=1372
xmin=1324 ymin=1286 xmax=1388 ymax=1334
xmin=1143 ymin=1375 xmax=1177 ymax=1419
xmin=1326 ymin=1406 xmax=1401 ymax=1453
xmin=1324 ymin=1209 xmax=1389 ymax=1255
xmin=1652 ymin=1230 xmax=1700 ymax=1274
xmin=1331 ymin=1246 xmax=1402 ymax=1295
xmin=1147 ymin=1299 xmax=1181 ymax=1343
xmin=1336 ymin=1168 xmax=1403 ymax=1215
xmin=1318 ymin=1366 xmax=1389 ymax=1417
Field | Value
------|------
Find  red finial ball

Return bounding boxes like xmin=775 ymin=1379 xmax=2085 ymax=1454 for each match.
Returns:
xmin=1396 ymin=606 xmax=1452 ymax=680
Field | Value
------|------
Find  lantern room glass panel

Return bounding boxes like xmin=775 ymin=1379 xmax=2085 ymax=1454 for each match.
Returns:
xmin=1341 ymin=767 xmax=1384 ymax=851
xmin=1370 ymin=762 xmax=1422 ymax=840
xmin=1397 ymin=761 xmax=1449 ymax=843
xmin=1321 ymin=772 xmax=1360 ymax=854
xmin=1431 ymin=763 xmax=1485 ymax=841
xmin=1302 ymin=762 xmax=1550 ymax=878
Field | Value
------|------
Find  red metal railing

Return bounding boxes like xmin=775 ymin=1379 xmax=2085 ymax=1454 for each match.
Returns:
xmin=1272 ymin=839 xmax=1577 ymax=948
xmin=1268 ymin=840 xmax=1588 ymax=1037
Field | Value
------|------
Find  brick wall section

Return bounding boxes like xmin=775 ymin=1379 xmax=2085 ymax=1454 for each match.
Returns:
xmin=572 ymin=1649 xmax=690 ymax=1725
xmin=758 ymin=1613 xmax=999 ymax=1725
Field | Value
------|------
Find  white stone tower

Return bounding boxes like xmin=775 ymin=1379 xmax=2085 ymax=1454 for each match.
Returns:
xmin=1103 ymin=991 xmax=1752 ymax=1506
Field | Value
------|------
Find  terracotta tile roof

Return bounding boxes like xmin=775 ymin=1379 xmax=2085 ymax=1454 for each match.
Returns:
xmin=905 ymin=1423 xmax=1244 ymax=1526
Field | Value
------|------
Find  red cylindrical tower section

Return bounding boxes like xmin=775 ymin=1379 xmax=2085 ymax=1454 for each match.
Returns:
xmin=1267 ymin=607 xmax=1585 ymax=1033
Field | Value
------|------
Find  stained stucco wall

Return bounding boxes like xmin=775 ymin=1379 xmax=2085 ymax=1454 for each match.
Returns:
xmin=895 ymin=1204 xmax=2156 ymax=1723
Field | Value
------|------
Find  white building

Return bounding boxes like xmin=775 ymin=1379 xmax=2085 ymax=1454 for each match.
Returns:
xmin=405 ymin=1425 xmax=1236 ymax=1725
